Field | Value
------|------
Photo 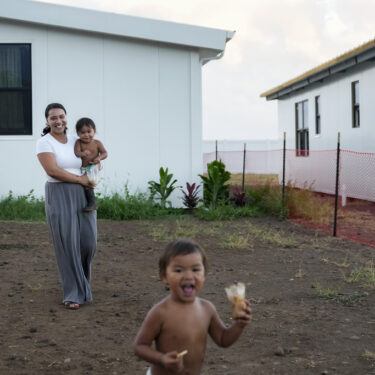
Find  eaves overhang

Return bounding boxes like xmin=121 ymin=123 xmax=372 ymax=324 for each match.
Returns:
xmin=260 ymin=37 xmax=375 ymax=100
xmin=0 ymin=0 xmax=234 ymax=64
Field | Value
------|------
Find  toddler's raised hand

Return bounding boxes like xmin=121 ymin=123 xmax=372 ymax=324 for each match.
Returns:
xmin=161 ymin=351 xmax=184 ymax=373
xmin=235 ymin=300 xmax=252 ymax=327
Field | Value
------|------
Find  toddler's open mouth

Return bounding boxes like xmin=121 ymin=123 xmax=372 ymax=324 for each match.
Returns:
xmin=181 ymin=284 xmax=194 ymax=297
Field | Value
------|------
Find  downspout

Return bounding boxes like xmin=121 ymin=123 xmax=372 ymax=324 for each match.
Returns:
xmin=200 ymin=50 xmax=225 ymax=65
xmin=199 ymin=30 xmax=235 ymax=65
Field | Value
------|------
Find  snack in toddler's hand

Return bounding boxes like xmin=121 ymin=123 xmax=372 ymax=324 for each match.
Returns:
xmin=177 ymin=350 xmax=188 ymax=358
xmin=225 ymin=282 xmax=246 ymax=318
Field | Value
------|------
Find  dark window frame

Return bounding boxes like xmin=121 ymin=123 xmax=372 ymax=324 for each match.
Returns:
xmin=315 ymin=95 xmax=321 ymax=135
xmin=295 ymin=99 xmax=309 ymax=157
xmin=0 ymin=43 xmax=32 ymax=136
xmin=351 ymin=81 xmax=359 ymax=128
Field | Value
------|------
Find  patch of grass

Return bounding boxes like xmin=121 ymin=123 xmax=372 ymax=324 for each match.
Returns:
xmin=246 ymin=183 xmax=284 ymax=217
xmin=193 ymin=205 xmax=262 ymax=221
xmin=346 ymin=262 xmax=375 ymax=289
xmin=97 ymin=187 xmax=185 ymax=220
xmin=205 ymin=222 xmax=224 ymax=236
xmin=150 ymin=225 xmax=172 ymax=242
xmin=27 ymin=283 xmax=43 ymax=291
xmin=262 ymin=232 xmax=297 ymax=248
xmin=175 ymin=220 xmax=200 ymax=238
xmin=314 ymin=283 xmax=341 ymax=299
xmin=246 ymin=224 xmax=264 ymax=237
xmin=313 ymin=283 xmax=368 ymax=306
xmin=362 ymin=350 xmax=375 ymax=361
xmin=220 ymin=233 xmax=251 ymax=249
xmin=285 ymin=184 xmax=333 ymax=224
xmin=149 ymin=220 xmax=201 ymax=242
xmin=246 ymin=223 xmax=297 ymax=248
xmin=0 ymin=190 xmax=45 ymax=221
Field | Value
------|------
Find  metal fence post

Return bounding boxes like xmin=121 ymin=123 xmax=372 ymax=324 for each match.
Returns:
xmin=282 ymin=132 xmax=286 ymax=208
xmin=333 ymin=132 xmax=341 ymax=237
xmin=215 ymin=140 xmax=218 ymax=161
xmin=242 ymin=143 xmax=246 ymax=191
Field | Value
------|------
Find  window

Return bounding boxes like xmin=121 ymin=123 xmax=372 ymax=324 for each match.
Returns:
xmin=315 ymin=95 xmax=320 ymax=135
xmin=351 ymin=81 xmax=359 ymax=128
xmin=295 ymin=99 xmax=309 ymax=156
xmin=0 ymin=44 xmax=32 ymax=135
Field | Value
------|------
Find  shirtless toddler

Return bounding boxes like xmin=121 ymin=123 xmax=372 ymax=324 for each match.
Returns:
xmin=134 ymin=239 xmax=252 ymax=375
xmin=74 ymin=117 xmax=107 ymax=212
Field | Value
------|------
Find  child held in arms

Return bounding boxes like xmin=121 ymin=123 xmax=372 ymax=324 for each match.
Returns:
xmin=74 ymin=117 xmax=107 ymax=212
xmin=134 ymin=238 xmax=252 ymax=375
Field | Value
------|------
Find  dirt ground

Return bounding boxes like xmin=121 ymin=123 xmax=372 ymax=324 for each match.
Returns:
xmin=0 ymin=216 xmax=374 ymax=375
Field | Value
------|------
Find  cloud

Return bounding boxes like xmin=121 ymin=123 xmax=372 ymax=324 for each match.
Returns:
xmin=31 ymin=0 xmax=375 ymax=140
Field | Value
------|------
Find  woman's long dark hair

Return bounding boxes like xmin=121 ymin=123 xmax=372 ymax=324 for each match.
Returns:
xmin=42 ymin=103 xmax=67 ymax=136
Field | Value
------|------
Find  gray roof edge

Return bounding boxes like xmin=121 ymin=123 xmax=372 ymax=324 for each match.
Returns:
xmin=265 ymin=45 xmax=375 ymax=100
xmin=0 ymin=0 xmax=232 ymax=52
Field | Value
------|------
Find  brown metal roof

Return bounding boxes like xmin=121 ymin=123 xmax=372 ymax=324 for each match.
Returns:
xmin=260 ymin=37 xmax=375 ymax=100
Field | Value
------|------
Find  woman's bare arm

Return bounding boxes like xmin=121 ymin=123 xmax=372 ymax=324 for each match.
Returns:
xmin=37 ymin=152 xmax=91 ymax=188
xmin=208 ymin=300 xmax=252 ymax=348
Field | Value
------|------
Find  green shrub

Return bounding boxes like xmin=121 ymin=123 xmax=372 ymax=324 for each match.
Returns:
xmin=97 ymin=186 xmax=185 ymax=220
xmin=148 ymin=167 xmax=181 ymax=208
xmin=0 ymin=190 xmax=45 ymax=221
xmin=199 ymin=160 xmax=231 ymax=208
xmin=247 ymin=183 xmax=284 ymax=217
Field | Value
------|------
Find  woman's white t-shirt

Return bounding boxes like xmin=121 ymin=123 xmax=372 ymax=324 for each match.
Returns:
xmin=36 ymin=133 xmax=82 ymax=183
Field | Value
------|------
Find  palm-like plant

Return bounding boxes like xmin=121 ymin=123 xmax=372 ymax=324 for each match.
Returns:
xmin=148 ymin=167 xmax=181 ymax=208
xmin=199 ymin=160 xmax=231 ymax=208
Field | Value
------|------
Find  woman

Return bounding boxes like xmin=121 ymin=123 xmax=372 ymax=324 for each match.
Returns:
xmin=36 ymin=103 xmax=97 ymax=310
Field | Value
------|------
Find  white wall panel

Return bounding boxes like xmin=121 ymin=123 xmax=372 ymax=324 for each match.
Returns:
xmin=278 ymin=64 xmax=375 ymax=153
xmin=0 ymin=21 xmax=205 ymax=204
xmin=158 ymin=46 xmax=190 ymax=177
xmin=46 ymin=29 xmax=104 ymax=134
xmin=102 ymin=38 xmax=159 ymax=194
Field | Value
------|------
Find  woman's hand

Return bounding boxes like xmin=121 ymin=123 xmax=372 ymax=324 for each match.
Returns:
xmin=90 ymin=157 xmax=101 ymax=165
xmin=77 ymin=174 xmax=94 ymax=188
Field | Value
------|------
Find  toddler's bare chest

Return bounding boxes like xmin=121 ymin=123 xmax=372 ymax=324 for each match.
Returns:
xmin=163 ymin=311 xmax=209 ymax=340
xmin=81 ymin=142 xmax=99 ymax=154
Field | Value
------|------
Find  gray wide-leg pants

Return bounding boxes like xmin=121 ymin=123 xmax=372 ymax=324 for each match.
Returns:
xmin=45 ymin=182 xmax=97 ymax=304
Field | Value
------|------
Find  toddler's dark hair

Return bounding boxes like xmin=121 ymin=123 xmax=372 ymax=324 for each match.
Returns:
xmin=75 ymin=117 xmax=96 ymax=133
xmin=159 ymin=238 xmax=208 ymax=278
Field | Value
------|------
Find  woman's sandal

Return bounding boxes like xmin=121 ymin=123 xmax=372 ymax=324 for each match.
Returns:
xmin=63 ymin=301 xmax=80 ymax=310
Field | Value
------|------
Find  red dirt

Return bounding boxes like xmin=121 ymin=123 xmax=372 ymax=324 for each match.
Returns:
xmin=1 ymin=217 xmax=374 ymax=374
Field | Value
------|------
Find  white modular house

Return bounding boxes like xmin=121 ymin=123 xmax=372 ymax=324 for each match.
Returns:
xmin=0 ymin=0 xmax=234 ymax=202
xmin=261 ymin=38 xmax=375 ymax=153
xmin=260 ymin=39 xmax=375 ymax=201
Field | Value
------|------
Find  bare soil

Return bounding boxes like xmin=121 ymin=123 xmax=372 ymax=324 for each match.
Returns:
xmin=0 ymin=217 xmax=374 ymax=375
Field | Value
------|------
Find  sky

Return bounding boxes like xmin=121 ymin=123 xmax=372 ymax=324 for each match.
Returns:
xmin=34 ymin=0 xmax=375 ymax=140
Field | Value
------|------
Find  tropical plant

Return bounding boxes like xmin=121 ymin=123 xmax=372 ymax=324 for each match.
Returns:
xmin=181 ymin=182 xmax=200 ymax=209
xmin=148 ymin=167 xmax=181 ymax=208
xmin=199 ymin=160 xmax=231 ymax=208
xmin=229 ymin=186 xmax=251 ymax=207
